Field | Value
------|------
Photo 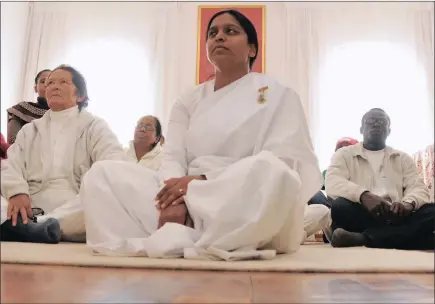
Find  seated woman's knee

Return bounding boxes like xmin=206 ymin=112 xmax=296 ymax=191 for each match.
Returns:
xmin=253 ymin=151 xmax=299 ymax=180
xmin=87 ymin=160 xmax=125 ymax=176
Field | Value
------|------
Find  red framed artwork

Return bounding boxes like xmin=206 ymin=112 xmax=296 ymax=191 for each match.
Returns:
xmin=196 ymin=5 xmax=266 ymax=85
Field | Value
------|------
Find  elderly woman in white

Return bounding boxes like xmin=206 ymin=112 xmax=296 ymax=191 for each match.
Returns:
xmin=0 ymin=65 xmax=125 ymax=243
xmin=125 ymin=115 xmax=164 ymax=171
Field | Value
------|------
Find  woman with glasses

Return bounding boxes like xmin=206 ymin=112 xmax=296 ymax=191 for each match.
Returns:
xmin=125 ymin=115 xmax=164 ymax=171
xmin=1 ymin=65 xmax=125 ymax=244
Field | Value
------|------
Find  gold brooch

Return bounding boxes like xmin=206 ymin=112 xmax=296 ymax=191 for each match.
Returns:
xmin=257 ymin=86 xmax=268 ymax=104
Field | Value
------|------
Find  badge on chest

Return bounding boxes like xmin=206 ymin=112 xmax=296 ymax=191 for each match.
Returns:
xmin=257 ymin=86 xmax=268 ymax=104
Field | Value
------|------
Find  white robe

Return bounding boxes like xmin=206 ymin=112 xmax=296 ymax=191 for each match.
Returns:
xmin=1 ymin=106 xmax=82 ymax=240
xmin=33 ymin=106 xmax=83 ymax=240
xmin=80 ymin=73 xmax=322 ymax=260
xmin=1 ymin=106 xmax=125 ymax=241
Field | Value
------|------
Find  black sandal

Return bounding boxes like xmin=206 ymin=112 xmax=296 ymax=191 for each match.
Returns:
xmin=29 ymin=207 xmax=45 ymax=223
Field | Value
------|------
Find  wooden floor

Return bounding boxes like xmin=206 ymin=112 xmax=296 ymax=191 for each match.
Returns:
xmin=1 ymin=264 xmax=434 ymax=303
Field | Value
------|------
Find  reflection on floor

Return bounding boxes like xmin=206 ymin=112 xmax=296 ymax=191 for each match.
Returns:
xmin=1 ymin=264 xmax=434 ymax=303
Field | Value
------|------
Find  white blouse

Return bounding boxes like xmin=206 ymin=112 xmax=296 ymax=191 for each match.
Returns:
xmin=125 ymin=141 xmax=163 ymax=171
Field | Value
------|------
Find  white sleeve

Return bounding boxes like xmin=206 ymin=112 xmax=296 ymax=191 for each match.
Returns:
xmin=88 ymin=118 xmax=127 ymax=162
xmin=1 ymin=128 xmax=30 ymax=199
xmin=158 ymin=99 xmax=189 ymax=181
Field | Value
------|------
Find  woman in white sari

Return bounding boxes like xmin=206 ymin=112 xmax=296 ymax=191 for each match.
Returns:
xmin=80 ymin=10 xmax=322 ymax=260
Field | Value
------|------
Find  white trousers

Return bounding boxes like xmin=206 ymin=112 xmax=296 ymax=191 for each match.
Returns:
xmin=301 ymin=204 xmax=331 ymax=243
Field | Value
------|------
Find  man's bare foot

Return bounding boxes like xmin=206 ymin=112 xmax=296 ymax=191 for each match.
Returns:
xmin=331 ymin=228 xmax=366 ymax=247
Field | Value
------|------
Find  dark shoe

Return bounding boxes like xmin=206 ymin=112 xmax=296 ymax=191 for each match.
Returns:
xmin=330 ymin=228 xmax=366 ymax=248
xmin=1 ymin=216 xmax=61 ymax=244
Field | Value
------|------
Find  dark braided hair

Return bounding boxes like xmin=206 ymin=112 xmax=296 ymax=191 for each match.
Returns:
xmin=34 ymin=69 xmax=52 ymax=85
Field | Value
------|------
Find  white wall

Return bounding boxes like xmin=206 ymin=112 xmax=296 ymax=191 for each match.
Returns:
xmin=1 ymin=2 xmax=30 ymax=134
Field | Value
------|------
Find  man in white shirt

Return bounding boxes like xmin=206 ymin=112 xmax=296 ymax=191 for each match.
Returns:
xmin=325 ymin=108 xmax=434 ymax=250
xmin=125 ymin=115 xmax=163 ymax=171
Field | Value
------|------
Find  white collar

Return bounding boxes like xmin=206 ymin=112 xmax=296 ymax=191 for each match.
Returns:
xmin=49 ymin=105 xmax=78 ymax=122
xmin=128 ymin=141 xmax=163 ymax=160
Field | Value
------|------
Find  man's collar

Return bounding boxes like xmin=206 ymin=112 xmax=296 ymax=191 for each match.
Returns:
xmin=351 ymin=142 xmax=401 ymax=159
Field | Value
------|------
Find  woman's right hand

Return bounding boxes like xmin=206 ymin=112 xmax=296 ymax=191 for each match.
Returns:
xmin=7 ymin=194 xmax=32 ymax=226
xmin=155 ymin=175 xmax=206 ymax=210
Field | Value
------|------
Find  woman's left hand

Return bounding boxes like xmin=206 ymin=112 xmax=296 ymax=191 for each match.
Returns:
xmin=155 ymin=175 xmax=205 ymax=210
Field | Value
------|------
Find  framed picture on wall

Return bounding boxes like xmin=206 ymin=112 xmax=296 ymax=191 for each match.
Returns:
xmin=196 ymin=5 xmax=266 ymax=85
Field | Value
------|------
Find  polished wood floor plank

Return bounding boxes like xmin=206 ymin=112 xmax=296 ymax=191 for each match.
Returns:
xmin=2 ymin=264 xmax=434 ymax=304
xmin=93 ymin=269 xmax=252 ymax=303
xmin=251 ymin=273 xmax=434 ymax=303
xmin=1 ymin=264 xmax=252 ymax=303
xmin=1 ymin=264 xmax=140 ymax=303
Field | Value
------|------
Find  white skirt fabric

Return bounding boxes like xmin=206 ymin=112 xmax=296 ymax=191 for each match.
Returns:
xmin=80 ymin=151 xmax=307 ymax=260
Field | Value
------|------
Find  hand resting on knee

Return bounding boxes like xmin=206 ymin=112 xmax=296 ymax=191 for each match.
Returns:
xmin=7 ymin=194 xmax=33 ymax=226
xmin=154 ymin=175 xmax=206 ymax=210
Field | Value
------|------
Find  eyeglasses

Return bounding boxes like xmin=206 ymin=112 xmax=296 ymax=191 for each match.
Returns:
xmin=29 ymin=207 xmax=45 ymax=223
xmin=136 ymin=124 xmax=155 ymax=132
xmin=364 ymin=118 xmax=389 ymax=126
